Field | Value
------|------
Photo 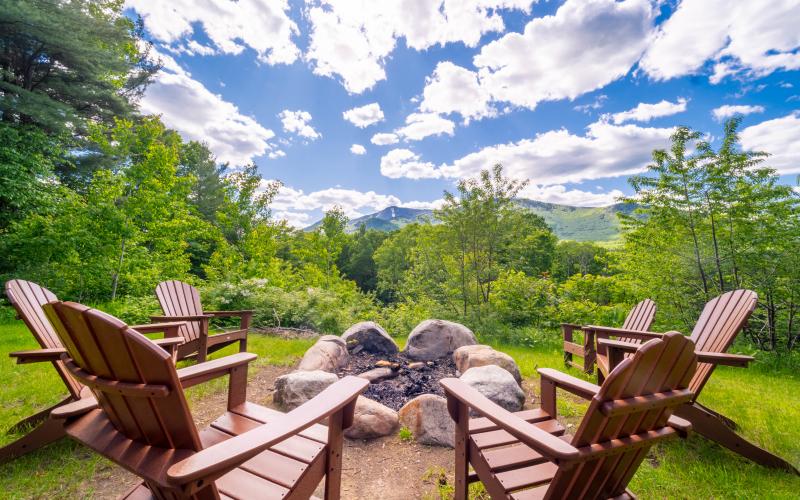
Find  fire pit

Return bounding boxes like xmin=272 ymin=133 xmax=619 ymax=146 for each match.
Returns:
xmin=273 ymin=319 xmax=524 ymax=446
xmin=337 ymin=350 xmax=457 ymax=410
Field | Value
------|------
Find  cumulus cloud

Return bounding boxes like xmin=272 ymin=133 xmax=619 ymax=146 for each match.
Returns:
xmin=420 ymin=61 xmax=495 ymax=123
xmin=125 ymin=0 xmax=299 ymax=64
xmin=271 ymin=183 xmax=402 ymax=221
xmin=711 ymin=104 xmax=765 ymax=121
xmin=279 ymin=110 xmax=320 ymax=139
xmin=139 ymin=55 xmax=276 ymax=166
xmin=740 ymin=112 xmax=800 ymax=174
xmin=640 ymin=0 xmax=800 ymax=82
xmin=268 ymin=150 xmax=286 ymax=159
xmin=371 ymin=132 xmax=400 ymax=145
xmin=380 ymin=149 xmax=441 ymax=179
xmin=395 ymin=113 xmax=455 ymax=141
xmin=518 ymin=184 xmax=624 ymax=207
xmin=304 ymin=0 xmax=531 ymax=93
xmin=610 ymin=98 xmax=688 ymax=124
xmin=474 ymin=0 xmax=654 ymax=110
xmin=342 ymin=102 xmax=385 ymax=128
xmin=350 ymin=144 xmax=367 ymax=155
xmin=402 ymin=199 xmax=446 ymax=210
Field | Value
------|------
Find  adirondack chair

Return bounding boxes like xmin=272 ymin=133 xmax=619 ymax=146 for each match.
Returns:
xmin=44 ymin=301 xmax=368 ymax=499
xmin=441 ymin=331 xmax=698 ymax=499
xmin=1 ymin=279 xmax=185 ymax=464
xmin=562 ymin=298 xmax=656 ymax=373
xmin=153 ymin=280 xmax=253 ymax=362
xmin=594 ymin=289 xmax=799 ymax=474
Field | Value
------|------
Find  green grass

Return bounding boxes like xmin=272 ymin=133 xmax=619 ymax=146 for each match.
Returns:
xmin=1 ymin=321 xmax=799 ymax=498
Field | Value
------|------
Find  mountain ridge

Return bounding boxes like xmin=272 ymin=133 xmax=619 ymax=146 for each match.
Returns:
xmin=305 ymin=199 xmax=635 ymax=242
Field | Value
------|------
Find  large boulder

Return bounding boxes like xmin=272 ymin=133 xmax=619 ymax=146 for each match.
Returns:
xmin=297 ymin=335 xmax=349 ymax=373
xmin=344 ymin=396 xmax=400 ymax=440
xmin=460 ymin=365 xmax=525 ymax=412
xmin=273 ymin=370 xmax=339 ymax=411
xmin=341 ymin=321 xmax=399 ymax=355
xmin=453 ymin=345 xmax=522 ymax=384
xmin=398 ymin=394 xmax=455 ymax=448
xmin=404 ymin=319 xmax=478 ymax=361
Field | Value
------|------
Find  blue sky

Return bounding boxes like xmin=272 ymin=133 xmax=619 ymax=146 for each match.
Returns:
xmin=125 ymin=0 xmax=800 ymax=227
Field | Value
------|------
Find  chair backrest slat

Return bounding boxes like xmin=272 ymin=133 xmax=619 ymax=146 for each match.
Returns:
xmin=44 ymin=302 xmax=206 ymax=484
xmin=5 ymin=280 xmax=83 ymax=399
xmin=155 ymin=280 xmax=203 ymax=342
xmin=688 ymin=289 xmax=757 ymax=395
xmin=617 ymin=299 xmax=657 ymax=347
xmin=545 ymin=332 xmax=697 ymax=499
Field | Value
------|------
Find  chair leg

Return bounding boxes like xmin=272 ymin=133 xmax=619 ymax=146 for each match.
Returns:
xmin=677 ymin=404 xmax=799 ymax=475
xmin=694 ymin=401 xmax=738 ymax=430
xmin=0 ymin=417 xmax=66 ymax=464
xmin=453 ymin=401 xmax=469 ymax=500
xmin=324 ymin=411 xmax=344 ymax=500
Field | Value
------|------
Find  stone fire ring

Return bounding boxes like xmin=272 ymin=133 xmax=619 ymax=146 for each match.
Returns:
xmin=273 ymin=320 xmax=524 ymax=447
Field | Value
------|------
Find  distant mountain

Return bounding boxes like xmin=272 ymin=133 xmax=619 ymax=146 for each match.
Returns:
xmin=305 ymin=200 xmax=636 ymax=242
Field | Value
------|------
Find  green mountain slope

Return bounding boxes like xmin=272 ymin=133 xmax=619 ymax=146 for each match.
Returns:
xmin=306 ymin=200 xmax=635 ymax=242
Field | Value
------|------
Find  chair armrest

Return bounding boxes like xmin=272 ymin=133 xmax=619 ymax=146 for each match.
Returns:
xmin=597 ymin=338 xmax=641 ymax=354
xmin=131 ymin=321 xmax=186 ymax=337
xmin=152 ymin=338 xmax=184 ymax=348
xmin=667 ymin=415 xmax=692 ymax=437
xmin=10 ymin=348 xmax=67 ymax=364
xmin=176 ymin=353 xmax=258 ymax=389
xmin=51 ymin=396 xmax=99 ymax=419
xmin=166 ymin=376 xmax=368 ymax=488
xmin=204 ymin=310 xmax=254 ymax=317
xmin=150 ymin=315 xmax=212 ymax=322
xmin=582 ymin=325 xmax=665 ymax=341
xmin=537 ymin=368 xmax=600 ymax=400
xmin=440 ymin=378 xmax=580 ymax=463
xmin=695 ymin=351 xmax=754 ymax=367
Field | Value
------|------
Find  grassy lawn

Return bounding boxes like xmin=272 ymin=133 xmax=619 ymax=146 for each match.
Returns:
xmin=1 ymin=320 xmax=799 ymax=498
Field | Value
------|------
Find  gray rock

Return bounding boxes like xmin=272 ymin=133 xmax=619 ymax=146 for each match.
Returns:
xmin=344 ymin=396 xmax=400 ymax=439
xmin=273 ymin=370 xmax=339 ymax=411
xmin=460 ymin=365 xmax=525 ymax=412
xmin=341 ymin=321 xmax=399 ymax=355
xmin=453 ymin=345 xmax=522 ymax=384
xmin=358 ymin=367 xmax=398 ymax=383
xmin=297 ymin=335 xmax=349 ymax=373
xmin=398 ymin=394 xmax=455 ymax=447
xmin=404 ymin=319 xmax=478 ymax=361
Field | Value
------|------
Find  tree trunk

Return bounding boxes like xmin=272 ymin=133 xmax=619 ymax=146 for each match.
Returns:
xmin=111 ymin=237 xmax=126 ymax=301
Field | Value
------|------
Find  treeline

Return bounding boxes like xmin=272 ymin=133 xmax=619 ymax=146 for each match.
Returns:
xmin=1 ymin=1 xmax=798 ymax=351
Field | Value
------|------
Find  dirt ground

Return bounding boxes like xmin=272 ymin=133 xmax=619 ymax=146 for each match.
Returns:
xmin=83 ymin=364 xmax=462 ymax=499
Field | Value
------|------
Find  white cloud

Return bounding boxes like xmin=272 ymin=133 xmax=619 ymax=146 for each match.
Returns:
xmin=125 ymin=0 xmax=299 ymax=64
xmin=279 ymin=110 xmax=320 ymax=139
xmin=641 ymin=0 xmax=800 ymax=82
xmin=305 ymin=0 xmax=532 ymax=93
xmin=371 ymin=132 xmax=400 ymax=145
xmin=740 ymin=112 xmax=800 ymax=174
xmin=518 ymin=184 xmax=624 ymax=207
xmin=474 ymin=0 xmax=654 ymax=110
xmin=420 ymin=61 xmax=495 ymax=123
xmin=711 ymin=104 xmax=765 ymax=121
xmin=272 ymin=183 xmax=402 ymax=221
xmin=397 ymin=120 xmax=674 ymax=184
xmin=610 ymin=98 xmax=688 ymax=124
xmin=342 ymin=102 xmax=385 ymax=128
xmin=403 ymin=199 xmax=446 ymax=210
xmin=268 ymin=150 xmax=286 ymax=159
xmin=395 ymin=113 xmax=455 ymax=142
xmin=274 ymin=210 xmax=311 ymax=227
xmin=139 ymin=64 xmax=276 ymax=166
xmin=380 ymin=149 xmax=441 ymax=179
xmin=350 ymin=144 xmax=367 ymax=155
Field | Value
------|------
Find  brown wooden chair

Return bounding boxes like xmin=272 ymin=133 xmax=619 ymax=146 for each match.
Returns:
xmin=44 ymin=301 xmax=368 ymax=499
xmin=442 ymin=331 xmax=698 ymax=499
xmin=1 ymin=279 xmax=184 ymax=464
xmin=563 ymin=298 xmax=655 ymax=373
xmin=594 ymin=289 xmax=799 ymax=474
xmin=153 ymin=280 xmax=253 ymax=362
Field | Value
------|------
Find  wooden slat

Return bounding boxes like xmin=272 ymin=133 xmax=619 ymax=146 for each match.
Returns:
xmin=470 ymin=409 xmax=551 ymax=433
xmin=216 ymin=467 xmax=290 ymax=499
xmin=495 ymin=462 xmax=558 ymax=492
xmin=471 ymin=419 xmax=564 ymax=449
xmin=211 ymin=412 xmax=325 ymax=463
xmin=231 ymin=402 xmax=328 ymax=444
xmin=563 ymin=342 xmax=585 ymax=357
